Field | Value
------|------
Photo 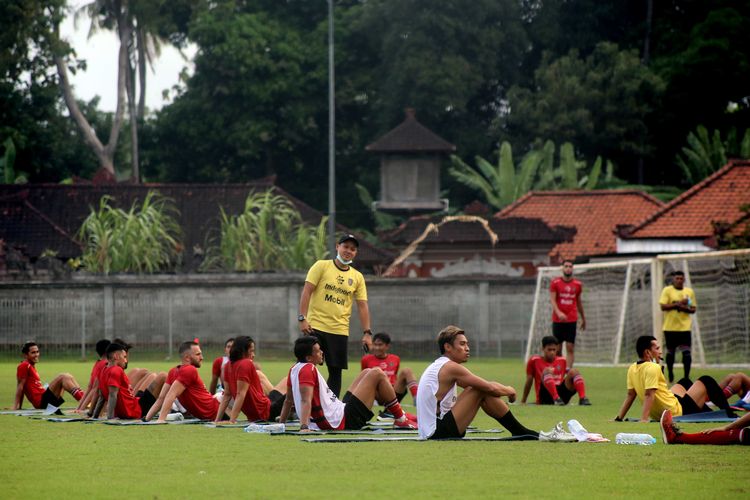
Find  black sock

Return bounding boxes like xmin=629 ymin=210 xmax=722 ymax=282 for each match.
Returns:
xmin=327 ymin=367 xmax=342 ymax=398
xmin=666 ymin=351 xmax=675 ymax=382
xmin=697 ymin=375 xmax=733 ymax=415
xmin=496 ymin=410 xmax=538 ymax=438
xmin=682 ymin=350 xmax=692 ymax=380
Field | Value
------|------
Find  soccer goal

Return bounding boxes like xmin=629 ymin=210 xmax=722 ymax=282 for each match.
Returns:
xmin=526 ymin=249 xmax=750 ymax=367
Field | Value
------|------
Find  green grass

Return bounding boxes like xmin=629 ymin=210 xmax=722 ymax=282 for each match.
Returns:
xmin=1 ymin=357 xmax=747 ymax=499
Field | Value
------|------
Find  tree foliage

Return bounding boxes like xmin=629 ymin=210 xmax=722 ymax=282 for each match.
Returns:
xmin=676 ymin=126 xmax=750 ymax=184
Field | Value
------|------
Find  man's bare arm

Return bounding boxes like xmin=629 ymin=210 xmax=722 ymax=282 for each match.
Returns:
xmin=521 ymin=374 xmax=534 ymax=404
xmin=157 ymin=382 xmax=185 ymax=422
xmin=299 ymin=282 xmax=315 ymax=334
xmin=13 ymin=378 xmax=25 ymax=410
xmin=106 ymin=386 xmax=119 ymax=419
xmin=615 ymin=389 xmax=636 ymax=421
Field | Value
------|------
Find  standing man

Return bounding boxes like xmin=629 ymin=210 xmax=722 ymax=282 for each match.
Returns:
xmin=13 ymin=342 xmax=84 ymax=411
xmin=298 ymin=233 xmax=371 ymax=397
xmin=659 ymin=270 xmax=696 ymax=382
xmin=550 ymin=259 xmax=586 ymax=367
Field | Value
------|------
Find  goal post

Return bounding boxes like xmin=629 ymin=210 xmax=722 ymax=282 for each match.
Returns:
xmin=526 ymin=249 xmax=750 ymax=367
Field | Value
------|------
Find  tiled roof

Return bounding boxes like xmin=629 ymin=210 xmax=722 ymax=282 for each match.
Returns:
xmin=496 ymin=190 xmax=665 ymax=261
xmin=0 ymin=183 xmax=393 ymax=271
xmin=380 ymin=215 xmax=575 ymax=246
xmin=365 ymin=108 xmax=456 ymax=153
xmin=623 ymin=159 xmax=750 ymax=239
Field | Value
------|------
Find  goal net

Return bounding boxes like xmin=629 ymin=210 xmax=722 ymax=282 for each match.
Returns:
xmin=526 ymin=249 xmax=750 ymax=367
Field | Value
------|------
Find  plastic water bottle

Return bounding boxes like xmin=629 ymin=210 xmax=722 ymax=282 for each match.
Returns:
xmin=615 ymin=432 xmax=656 ymax=445
xmin=244 ymin=423 xmax=285 ymax=434
xmin=567 ymin=419 xmax=589 ymax=442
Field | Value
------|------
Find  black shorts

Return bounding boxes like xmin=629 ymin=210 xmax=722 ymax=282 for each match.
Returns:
xmin=268 ymin=390 xmax=285 ymax=420
xmin=341 ymin=392 xmax=374 ymax=430
xmin=676 ymin=393 xmax=702 ymax=415
xmin=135 ymin=390 xmax=156 ymax=418
xmin=664 ymin=331 xmax=692 ymax=351
xmin=40 ymin=388 xmax=65 ymax=409
xmin=429 ymin=410 xmax=465 ymax=440
xmin=552 ymin=322 xmax=577 ymax=344
xmin=311 ymin=330 xmax=349 ymax=369
xmin=538 ymin=382 xmax=576 ymax=404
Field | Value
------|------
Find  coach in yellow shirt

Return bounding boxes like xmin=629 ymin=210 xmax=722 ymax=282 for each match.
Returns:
xmin=298 ymin=234 xmax=371 ymax=397
xmin=659 ymin=270 xmax=696 ymax=383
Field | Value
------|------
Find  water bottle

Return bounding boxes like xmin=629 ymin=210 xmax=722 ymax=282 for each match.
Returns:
xmin=615 ymin=432 xmax=656 ymax=445
xmin=566 ymin=419 xmax=588 ymax=442
xmin=244 ymin=423 xmax=286 ymax=434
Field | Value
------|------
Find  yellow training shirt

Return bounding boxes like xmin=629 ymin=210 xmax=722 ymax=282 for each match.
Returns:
xmin=305 ymin=259 xmax=367 ymax=336
xmin=659 ymin=285 xmax=696 ymax=331
xmin=626 ymin=361 xmax=682 ymax=420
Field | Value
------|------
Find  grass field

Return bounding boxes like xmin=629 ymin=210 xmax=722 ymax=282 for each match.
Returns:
xmin=1 ymin=355 xmax=747 ymax=499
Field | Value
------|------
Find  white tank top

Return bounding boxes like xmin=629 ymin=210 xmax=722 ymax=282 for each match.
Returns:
xmin=416 ymin=356 xmax=457 ymax=439
xmin=290 ymin=362 xmax=345 ymax=430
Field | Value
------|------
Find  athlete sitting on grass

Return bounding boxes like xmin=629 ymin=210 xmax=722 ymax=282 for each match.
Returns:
xmin=416 ymin=326 xmax=541 ymax=440
xmin=361 ymin=332 xmax=418 ymax=405
xmin=215 ymin=336 xmax=287 ymax=424
xmin=209 ymin=337 xmax=233 ymax=395
xmin=13 ymin=341 xmax=84 ymax=412
xmin=279 ymin=336 xmax=417 ymax=432
xmin=521 ymin=336 xmax=591 ymax=406
xmin=615 ymin=335 xmax=733 ymax=423
xmin=144 ymin=341 xmax=222 ymax=422
xmin=661 ymin=409 xmax=750 ymax=445
xmin=73 ymin=339 xmax=111 ymax=413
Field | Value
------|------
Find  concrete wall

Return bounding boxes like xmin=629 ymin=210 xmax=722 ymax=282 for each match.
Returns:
xmin=0 ymin=274 xmax=536 ymax=359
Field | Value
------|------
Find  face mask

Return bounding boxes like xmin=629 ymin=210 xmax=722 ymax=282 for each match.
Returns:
xmin=336 ymin=253 xmax=353 ymax=266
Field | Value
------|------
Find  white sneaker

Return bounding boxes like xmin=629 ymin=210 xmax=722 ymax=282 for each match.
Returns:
xmin=539 ymin=422 xmax=577 ymax=442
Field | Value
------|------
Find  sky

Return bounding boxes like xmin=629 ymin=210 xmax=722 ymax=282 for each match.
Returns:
xmin=60 ymin=1 xmax=196 ymax=113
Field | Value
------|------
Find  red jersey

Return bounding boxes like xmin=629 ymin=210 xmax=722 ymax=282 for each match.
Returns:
xmin=166 ymin=365 xmax=181 ymax=385
xmin=106 ymin=365 xmax=141 ymax=419
xmin=16 ymin=360 xmax=45 ymax=409
xmin=212 ymin=357 xmax=223 ymax=378
xmin=87 ymin=359 xmax=107 ymax=390
xmin=172 ymin=364 xmax=218 ymax=420
xmin=526 ymin=355 xmax=567 ymax=403
xmin=287 ymin=363 xmax=345 ymax=430
xmin=361 ymin=354 xmax=400 ymax=385
xmin=550 ymin=277 xmax=582 ymax=323
xmin=225 ymin=358 xmax=270 ymax=421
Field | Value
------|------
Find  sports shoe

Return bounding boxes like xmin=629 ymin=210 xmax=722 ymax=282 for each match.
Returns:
xmin=554 ymin=398 xmax=566 ymax=406
xmin=579 ymin=397 xmax=592 ymax=406
xmin=377 ymin=410 xmax=395 ymax=421
xmin=393 ymin=417 xmax=417 ymax=430
xmin=659 ymin=410 xmax=681 ymax=444
xmin=539 ymin=422 xmax=577 ymax=442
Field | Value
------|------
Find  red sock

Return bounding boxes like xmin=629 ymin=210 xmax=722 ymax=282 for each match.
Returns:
xmin=71 ymin=388 xmax=84 ymax=401
xmin=542 ymin=374 xmax=560 ymax=400
xmin=384 ymin=398 xmax=405 ymax=419
xmin=407 ymin=381 xmax=418 ymax=398
xmin=573 ymin=375 xmax=586 ymax=398
xmin=723 ymin=386 xmax=735 ymax=399
xmin=678 ymin=429 xmax=743 ymax=445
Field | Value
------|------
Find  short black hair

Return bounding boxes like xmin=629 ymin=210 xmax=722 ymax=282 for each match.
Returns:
xmin=294 ymin=336 xmax=319 ymax=362
xmin=224 ymin=337 xmax=235 ymax=347
xmin=437 ymin=325 xmax=465 ymax=355
xmin=636 ymin=335 xmax=657 ymax=357
xmin=542 ymin=336 xmax=559 ymax=348
xmin=105 ymin=343 xmax=127 ymax=360
xmin=229 ymin=336 xmax=254 ymax=363
xmin=672 ymin=270 xmax=685 ymax=277
xmin=95 ymin=339 xmax=111 ymax=357
xmin=22 ymin=341 xmax=38 ymax=354
xmin=372 ymin=332 xmax=391 ymax=345
xmin=179 ymin=341 xmax=199 ymax=357
xmin=111 ymin=338 xmax=132 ymax=351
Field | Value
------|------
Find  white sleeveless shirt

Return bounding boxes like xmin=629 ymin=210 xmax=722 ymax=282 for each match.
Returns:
xmin=416 ymin=356 xmax=457 ymax=439
xmin=290 ymin=362 xmax=345 ymax=430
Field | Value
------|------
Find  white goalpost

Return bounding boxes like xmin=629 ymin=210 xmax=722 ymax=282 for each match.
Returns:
xmin=526 ymin=249 xmax=750 ymax=367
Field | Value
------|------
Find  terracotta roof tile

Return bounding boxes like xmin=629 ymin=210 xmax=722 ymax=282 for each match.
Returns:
xmin=496 ymin=190 xmax=664 ymax=261
xmin=624 ymin=159 xmax=750 ymax=239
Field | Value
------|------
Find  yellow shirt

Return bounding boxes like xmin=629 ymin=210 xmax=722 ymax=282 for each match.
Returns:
xmin=626 ymin=361 xmax=682 ymax=420
xmin=305 ymin=259 xmax=367 ymax=336
xmin=659 ymin=285 xmax=696 ymax=331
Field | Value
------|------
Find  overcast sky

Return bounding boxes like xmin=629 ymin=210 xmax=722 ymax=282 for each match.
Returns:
xmin=60 ymin=1 xmax=196 ymax=113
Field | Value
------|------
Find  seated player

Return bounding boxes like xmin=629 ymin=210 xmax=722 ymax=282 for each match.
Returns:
xmin=719 ymin=372 xmax=750 ymax=407
xmin=416 ymin=326 xmax=540 ymax=440
xmin=521 ymin=336 xmax=591 ymax=406
xmin=215 ymin=336 xmax=286 ymax=424
xmin=150 ymin=341 xmax=222 ymax=422
xmin=74 ymin=339 xmax=111 ymax=413
xmin=361 ymin=332 xmax=418 ymax=405
xmin=97 ymin=343 xmax=167 ymax=420
xmin=13 ymin=342 xmax=84 ymax=411
xmin=661 ymin=409 xmax=750 ymax=445
xmin=209 ymin=337 xmax=234 ymax=395
xmin=278 ymin=336 xmax=417 ymax=431
xmin=615 ymin=335 xmax=733 ymax=422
